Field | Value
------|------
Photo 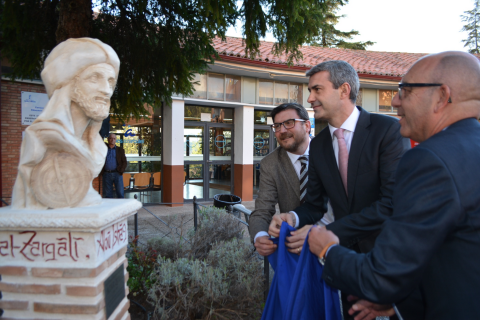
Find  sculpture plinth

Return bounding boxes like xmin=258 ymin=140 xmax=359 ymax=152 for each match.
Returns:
xmin=0 ymin=199 xmax=141 ymax=319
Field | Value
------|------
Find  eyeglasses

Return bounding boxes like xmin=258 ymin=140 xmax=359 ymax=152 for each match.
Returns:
xmin=397 ymin=83 xmax=442 ymax=100
xmin=272 ymin=119 xmax=307 ymax=132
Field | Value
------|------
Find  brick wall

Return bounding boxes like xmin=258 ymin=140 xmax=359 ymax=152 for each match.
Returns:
xmin=0 ymin=246 xmax=130 ymax=319
xmin=0 ymin=80 xmax=102 ymax=205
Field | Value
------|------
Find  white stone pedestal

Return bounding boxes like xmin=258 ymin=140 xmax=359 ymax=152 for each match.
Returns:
xmin=0 ymin=199 xmax=142 ymax=320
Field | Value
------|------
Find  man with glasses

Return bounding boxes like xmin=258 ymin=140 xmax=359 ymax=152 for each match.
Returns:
xmin=268 ymin=60 xmax=412 ymax=319
xmin=249 ymin=103 xmax=316 ymax=256
xmin=308 ymin=51 xmax=480 ymax=320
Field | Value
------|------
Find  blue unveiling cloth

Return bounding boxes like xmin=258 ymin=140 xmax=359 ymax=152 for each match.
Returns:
xmin=105 ymin=146 xmax=117 ymax=171
xmin=261 ymin=222 xmax=342 ymax=320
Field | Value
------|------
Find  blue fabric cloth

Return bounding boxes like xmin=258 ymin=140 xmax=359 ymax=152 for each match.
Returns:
xmin=261 ymin=222 xmax=342 ymax=320
xmin=105 ymin=147 xmax=117 ymax=171
xmin=103 ymin=172 xmax=124 ymax=198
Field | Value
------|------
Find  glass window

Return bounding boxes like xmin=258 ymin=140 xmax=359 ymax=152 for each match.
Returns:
xmin=379 ymin=90 xmax=394 ymax=112
xmin=275 ymin=82 xmax=288 ymax=105
xmin=209 ymin=127 xmax=232 ymax=161
xmin=184 ymin=105 xmax=233 ymax=124
xmin=184 ymin=126 xmax=204 ymax=161
xmin=254 ymin=129 xmax=270 ymax=160
xmin=289 ymin=83 xmax=303 ymax=104
xmin=208 ymin=73 xmax=225 ymax=101
xmin=356 ymin=88 xmax=363 ymax=107
xmin=259 ymin=80 xmax=274 ymax=105
xmin=254 ymin=110 xmax=269 ymax=125
xmin=189 ymin=73 xmax=207 ymax=99
xmin=226 ymin=75 xmax=241 ymax=102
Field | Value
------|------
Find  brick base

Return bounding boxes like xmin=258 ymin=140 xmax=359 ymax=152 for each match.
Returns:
xmin=0 ymin=247 xmax=129 ymax=320
xmin=233 ymin=164 xmax=253 ymax=201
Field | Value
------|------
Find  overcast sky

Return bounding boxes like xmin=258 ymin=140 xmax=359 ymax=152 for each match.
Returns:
xmin=226 ymin=0 xmax=475 ymax=54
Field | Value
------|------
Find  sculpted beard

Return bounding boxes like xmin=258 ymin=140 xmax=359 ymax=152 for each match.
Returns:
xmin=72 ymin=82 xmax=110 ymax=121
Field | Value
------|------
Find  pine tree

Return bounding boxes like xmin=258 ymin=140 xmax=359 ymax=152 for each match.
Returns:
xmin=461 ymin=0 xmax=480 ymax=54
xmin=306 ymin=0 xmax=374 ymax=50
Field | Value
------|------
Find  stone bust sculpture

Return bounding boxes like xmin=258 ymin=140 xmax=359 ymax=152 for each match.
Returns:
xmin=12 ymin=38 xmax=120 ymax=209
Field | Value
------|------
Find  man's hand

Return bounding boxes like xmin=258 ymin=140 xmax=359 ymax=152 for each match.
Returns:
xmin=268 ymin=213 xmax=294 ymax=238
xmin=286 ymin=225 xmax=312 ymax=255
xmin=347 ymin=296 xmax=395 ymax=320
xmin=308 ymin=225 xmax=339 ymax=257
xmin=254 ymin=236 xmax=278 ymax=256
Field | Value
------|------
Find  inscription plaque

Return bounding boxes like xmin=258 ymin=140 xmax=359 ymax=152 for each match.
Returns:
xmin=104 ymin=264 xmax=125 ymax=319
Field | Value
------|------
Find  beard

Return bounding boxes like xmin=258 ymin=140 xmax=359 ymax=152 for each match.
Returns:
xmin=278 ymin=132 xmax=307 ymax=153
xmin=72 ymin=86 xmax=110 ymax=121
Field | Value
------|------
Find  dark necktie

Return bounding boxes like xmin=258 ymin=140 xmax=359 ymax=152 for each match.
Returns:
xmin=299 ymin=156 xmax=309 ymax=204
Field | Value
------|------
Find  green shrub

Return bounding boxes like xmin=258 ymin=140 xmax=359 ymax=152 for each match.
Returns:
xmin=147 ymin=207 xmax=264 ymax=320
xmin=126 ymin=235 xmax=159 ymax=296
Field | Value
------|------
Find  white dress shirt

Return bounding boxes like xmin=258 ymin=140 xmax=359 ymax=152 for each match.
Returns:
xmin=291 ymin=107 xmax=360 ymax=228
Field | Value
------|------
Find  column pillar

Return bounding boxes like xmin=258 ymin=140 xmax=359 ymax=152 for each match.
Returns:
xmin=163 ymin=99 xmax=185 ymax=206
xmin=233 ymin=106 xmax=254 ymax=201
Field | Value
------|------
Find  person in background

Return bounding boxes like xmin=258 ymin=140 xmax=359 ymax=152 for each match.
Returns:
xmin=102 ymin=133 xmax=127 ymax=198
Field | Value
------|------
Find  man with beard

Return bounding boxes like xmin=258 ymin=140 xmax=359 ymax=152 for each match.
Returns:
xmin=102 ymin=133 xmax=127 ymax=198
xmin=249 ymin=103 xmax=325 ymax=256
xmin=12 ymin=38 xmax=120 ymax=209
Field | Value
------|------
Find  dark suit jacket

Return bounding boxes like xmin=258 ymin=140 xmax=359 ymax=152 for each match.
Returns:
xmin=249 ymin=147 xmax=302 ymax=243
xmin=101 ymin=145 xmax=127 ymax=175
xmin=296 ymin=107 xmax=410 ymax=252
xmin=323 ymin=118 xmax=480 ymax=319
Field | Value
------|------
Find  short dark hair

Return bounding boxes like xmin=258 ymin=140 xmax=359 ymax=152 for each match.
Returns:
xmin=306 ymin=60 xmax=359 ymax=104
xmin=270 ymin=103 xmax=309 ymax=123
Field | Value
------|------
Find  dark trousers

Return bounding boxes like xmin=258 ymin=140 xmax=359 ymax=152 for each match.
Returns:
xmin=103 ymin=172 xmax=124 ymax=198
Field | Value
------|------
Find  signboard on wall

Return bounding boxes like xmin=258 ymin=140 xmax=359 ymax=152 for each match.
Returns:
xmin=21 ymin=92 xmax=49 ymax=125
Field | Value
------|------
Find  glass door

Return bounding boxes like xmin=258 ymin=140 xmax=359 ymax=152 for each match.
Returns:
xmin=184 ymin=123 xmax=233 ymax=200
xmin=208 ymin=125 xmax=233 ymax=199
xmin=184 ymin=125 xmax=205 ymax=200
xmin=253 ymin=125 xmax=276 ymax=197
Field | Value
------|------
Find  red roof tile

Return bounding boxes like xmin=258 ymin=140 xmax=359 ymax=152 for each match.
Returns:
xmin=212 ymin=36 xmax=430 ymax=78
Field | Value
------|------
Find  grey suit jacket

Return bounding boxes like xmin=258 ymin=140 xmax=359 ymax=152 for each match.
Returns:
xmin=248 ymin=147 xmax=301 ymax=243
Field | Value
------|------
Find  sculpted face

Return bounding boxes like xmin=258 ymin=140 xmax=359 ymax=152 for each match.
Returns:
xmin=72 ymin=63 xmax=116 ymax=121
xmin=273 ymin=109 xmax=310 ymax=154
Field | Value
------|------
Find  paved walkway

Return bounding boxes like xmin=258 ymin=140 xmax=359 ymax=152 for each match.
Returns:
xmin=127 ymin=200 xmax=257 ymax=246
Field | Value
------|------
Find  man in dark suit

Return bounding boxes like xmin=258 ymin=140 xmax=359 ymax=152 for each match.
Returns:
xmin=309 ymin=51 xmax=480 ymax=320
xmin=102 ymin=133 xmax=127 ymax=198
xmin=269 ymin=61 xmax=410 ymax=254
xmin=268 ymin=60 xmax=412 ymax=319
xmin=249 ymin=103 xmax=313 ymax=256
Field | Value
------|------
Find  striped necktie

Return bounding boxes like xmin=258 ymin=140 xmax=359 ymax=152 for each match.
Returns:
xmin=299 ymin=156 xmax=309 ymax=204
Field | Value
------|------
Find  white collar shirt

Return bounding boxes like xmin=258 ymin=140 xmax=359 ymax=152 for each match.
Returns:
xmin=328 ymin=106 xmax=360 ymax=167
xmin=286 ymin=144 xmax=310 ymax=179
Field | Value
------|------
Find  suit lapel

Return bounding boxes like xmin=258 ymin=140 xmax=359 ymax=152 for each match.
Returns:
xmin=347 ymin=107 xmax=371 ymax=204
xmin=277 ymin=147 xmax=300 ymax=198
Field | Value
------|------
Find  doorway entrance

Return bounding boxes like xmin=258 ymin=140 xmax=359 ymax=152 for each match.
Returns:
xmin=184 ymin=122 xmax=233 ymax=201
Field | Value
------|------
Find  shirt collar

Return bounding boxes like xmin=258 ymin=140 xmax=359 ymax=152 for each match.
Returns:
xmin=286 ymin=143 xmax=310 ymax=164
xmin=328 ymin=106 xmax=360 ymax=139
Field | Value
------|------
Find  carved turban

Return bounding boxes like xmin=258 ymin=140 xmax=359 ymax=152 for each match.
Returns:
xmin=41 ymin=38 xmax=120 ymax=98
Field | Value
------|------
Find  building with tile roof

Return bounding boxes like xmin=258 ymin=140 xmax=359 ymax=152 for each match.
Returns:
xmin=1 ymin=36 xmax=430 ymax=206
